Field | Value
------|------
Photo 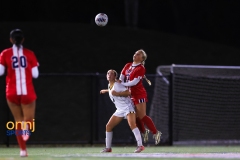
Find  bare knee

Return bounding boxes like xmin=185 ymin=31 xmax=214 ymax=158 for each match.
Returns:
xmin=106 ymin=123 xmax=113 ymax=132
xmin=129 ymin=122 xmax=137 ymax=130
xmin=135 ymin=103 xmax=147 ymax=119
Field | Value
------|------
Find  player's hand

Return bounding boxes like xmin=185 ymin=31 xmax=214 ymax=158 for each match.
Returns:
xmin=100 ymin=89 xmax=108 ymax=94
xmin=111 ymin=90 xmax=118 ymax=96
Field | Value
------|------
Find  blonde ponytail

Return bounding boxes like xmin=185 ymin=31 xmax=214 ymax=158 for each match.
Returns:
xmin=144 ymin=75 xmax=151 ymax=86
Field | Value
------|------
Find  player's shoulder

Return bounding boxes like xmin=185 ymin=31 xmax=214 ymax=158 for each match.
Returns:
xmin=23 ymin=47 xmax=34 ymax=54
xmin=114 ymin=82 xmax=123 ymax=87
xmin=114 ymin=82 xmax=127 ymax=92
xmin=125 ymin=62 xmax=132 ymax=67
xmin=140 ymin=64 xmax=145 ymax=68
xmin=137 ymin=64 xmax=145 ymax=70
xmin=1 ymin=48 xmax=12 ymax=54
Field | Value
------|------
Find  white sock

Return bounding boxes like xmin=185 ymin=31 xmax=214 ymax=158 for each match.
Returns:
xmin=132 ymin=127 xmax=143 ymax=146
xmin=106 ymin=132 xmax=113 ymax=148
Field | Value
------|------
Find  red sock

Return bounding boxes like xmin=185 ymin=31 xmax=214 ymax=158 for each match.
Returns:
xmin=16 ymin=123 xmax=26 ymax=150
xmin=22 ymin=119 xmax=34 ymax=141
xmin=136 ymin=117 xmax=145 ymax=133
xmin=141 ymin=115 xmax=157 ymax=134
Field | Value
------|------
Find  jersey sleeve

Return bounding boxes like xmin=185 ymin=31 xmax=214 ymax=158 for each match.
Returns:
xmin=0 ymin=50 xmax=6 ymax=66
xmin=30 ymin=52 xmax=39 ymax=67
xmin=121 ymin=63 xmax=131 ymax=75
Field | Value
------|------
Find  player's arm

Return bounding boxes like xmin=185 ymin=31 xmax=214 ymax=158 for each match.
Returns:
xmin=121 ymin=78 xmax=140 ymax=87
xmin=0 ymin=51 xmax=6 ymax=76
xmin=118 ymin=63 xmax=130 ymax=83
xmin=0 ymin=64 xmax=5 ymax=76
xmin=30 ymin=52 xmax=39 ymax=79
xmin=32 ymin=66 xmax=39 ymax=78
xmin=118 ymin=74 xmax=124 ymax=83
xmin=121 ymin=67 xmax=145 ymax=87
xmin=100 ymin=89 xmax=109 ymax=94
xmin=111 ymin=89 xmax=131 ymax=97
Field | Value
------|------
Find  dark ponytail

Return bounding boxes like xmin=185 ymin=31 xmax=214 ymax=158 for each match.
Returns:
xmin=10 ymin=29 xmax=24 ymax=48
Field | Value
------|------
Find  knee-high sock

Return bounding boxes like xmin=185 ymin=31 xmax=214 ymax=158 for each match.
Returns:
xmin=136 ymin=117 xmax=145 ymax=133
xmin=106 ymin=132 xmax=113 ymax=148
xmin=141 ymin=115 xmax=157 ymax=134
xmin=22 ymin=119 xmax=34 ymax=141
xmin=132 ymin=127 xmax=143 ymax=146
xmin=16 ymin=123 xmax=26 ymax=150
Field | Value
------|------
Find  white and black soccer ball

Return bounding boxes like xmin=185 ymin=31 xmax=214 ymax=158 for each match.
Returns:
xmin=95 ymin=13 xmax=108 ymax=27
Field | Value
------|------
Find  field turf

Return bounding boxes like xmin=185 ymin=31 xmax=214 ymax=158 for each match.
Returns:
xmin=0 ymin=145 xmax=240 ymax=160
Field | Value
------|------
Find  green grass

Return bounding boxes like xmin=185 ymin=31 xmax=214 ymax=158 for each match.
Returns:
xmin=0 ymin=145 xmax=240 ymax=160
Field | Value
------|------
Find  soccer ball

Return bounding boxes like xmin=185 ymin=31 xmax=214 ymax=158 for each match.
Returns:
xmin=95 ymin=13 xmax=108 ymax=27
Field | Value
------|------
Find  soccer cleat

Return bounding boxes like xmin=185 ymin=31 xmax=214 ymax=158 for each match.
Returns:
xmin=20 ymin=150 xmax=28 ymax=157
xmin=134 ymin=146 xmax=145 ymax=153
xmin=142 ymin=129 xmax=150 ymax=143
xmin=100 ymin=148 xmax=112 ymax=153
xmin=153 ymin=131 xmax=162 ymax=145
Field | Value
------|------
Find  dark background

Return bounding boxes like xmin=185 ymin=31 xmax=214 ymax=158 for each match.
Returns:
xmin=0 ymin=0 xmax=239 ymax=74
xmin=1 ymin=0 xmax=240 ymax=47
xmin=1 ymin=0 xmax=240 ymax=145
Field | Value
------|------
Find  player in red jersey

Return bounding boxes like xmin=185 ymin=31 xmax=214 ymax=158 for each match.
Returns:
xmin=116 ymin=49 xmax=162 ymax=145
xmin=0 ymin=29 xmax=39 ymax=157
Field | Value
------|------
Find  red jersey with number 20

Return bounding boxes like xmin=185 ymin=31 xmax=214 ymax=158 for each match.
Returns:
xmin=121 ymin=62 xmax=147 ymax=99
xmin=0 ymin=46 xmax=38 ymax=97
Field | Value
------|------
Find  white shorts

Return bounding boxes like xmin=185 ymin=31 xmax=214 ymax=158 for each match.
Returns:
xmin=113 ymin=105 xmax=135 ymax=119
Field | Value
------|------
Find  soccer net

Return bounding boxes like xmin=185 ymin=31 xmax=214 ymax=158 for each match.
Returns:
xmin=150 ymin=64 xmax=240 ymax=145
xmin=149 ymin=66 xmax=172 ymax=144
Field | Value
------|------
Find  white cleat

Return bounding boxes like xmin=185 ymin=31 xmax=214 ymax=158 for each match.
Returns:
xmin=153 ymin=131 xmax=162 ymax=145
xmin=100 ymin=148 xmax=112 ymax=153
xmin=134 ymin=146 xmax=145 ymax=153
xmin=142 ymin=129 xmax=150 ymax=143
xmin=20 ymin=150 xmax=28 ymax=157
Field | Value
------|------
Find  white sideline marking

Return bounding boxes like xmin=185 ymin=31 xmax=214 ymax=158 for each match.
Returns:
xmin=53 ymin=153 xmax=240 ymax=159
xmin=1 ymin=153 xmax=240 ymax=159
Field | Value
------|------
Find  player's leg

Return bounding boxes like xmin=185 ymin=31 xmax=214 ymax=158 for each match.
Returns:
xmin=101 ymin=115 xmax=123 ymax=153
xmin=21 ymin=100 xmax=36 ymax=141
xmin=132 ymin=98 xmax=149 ymax=143
xmin=136 ymin=116 xmax=149 ymax=143
xmin=7 ymin=100 xmax=24 ymax=122
xmin=136 ymin=102 xmax=157 ymax=133
xmin=136 ymin=116 xmax=145 ymax=133
xmin=132 ymin=99 xmax=146 ymax=134
xmin=106 ymin=115 xmax=123 ymax=132
xmin=126 ymin=112 xmax=144 ymax=153
xmin=136 ymin=102 xmax=162 ymax=145
xmin=7 ymin=100 xmax=27 ymax=157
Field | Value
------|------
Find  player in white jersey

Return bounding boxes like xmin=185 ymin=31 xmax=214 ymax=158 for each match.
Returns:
xmin=100 ymin=69 xmax=144 ymax=153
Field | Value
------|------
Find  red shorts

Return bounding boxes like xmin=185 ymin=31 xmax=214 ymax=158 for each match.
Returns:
xmin=7 ymin=94 xmax=37 ymax=105
xmin=131 ymin=97 xmax=148 ymax=105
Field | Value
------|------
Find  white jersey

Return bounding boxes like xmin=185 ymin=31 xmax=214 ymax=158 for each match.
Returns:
xmin=108 ymin=82 xmax=134 ymax=111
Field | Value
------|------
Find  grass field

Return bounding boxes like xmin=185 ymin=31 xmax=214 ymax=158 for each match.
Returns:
xmin=0 ymin=145 xmax=240 ymax=160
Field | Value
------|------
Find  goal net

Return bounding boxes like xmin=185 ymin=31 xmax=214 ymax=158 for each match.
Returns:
xmin=150 ymin=65 xmax=240 ymax=145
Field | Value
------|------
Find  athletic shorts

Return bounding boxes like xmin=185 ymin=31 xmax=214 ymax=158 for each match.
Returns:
xmin=113 ymin=105 xmax=135 ymax=119
xmin=131 ymin=97 xmax=148 ymax=105
xmin=7 ymin=94 xmax=37 ymax=105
